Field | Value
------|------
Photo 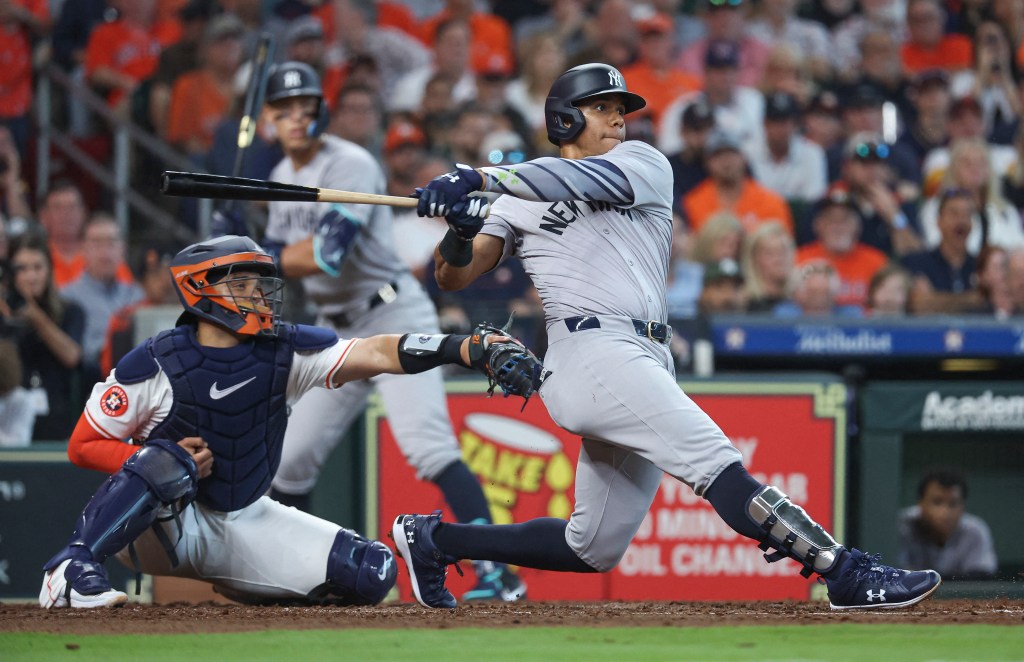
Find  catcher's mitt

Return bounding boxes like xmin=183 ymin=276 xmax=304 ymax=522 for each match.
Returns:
xmin=468 ymin=320 xmax=549 ymax=407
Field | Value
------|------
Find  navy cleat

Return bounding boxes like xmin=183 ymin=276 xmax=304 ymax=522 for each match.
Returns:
xmin=825 ymin=548 xmax=941 ymax=610
xmin=463 ymin=561 xmax=527 ymax=603
xmin=391 ymin=511 xmax=458 ymax=608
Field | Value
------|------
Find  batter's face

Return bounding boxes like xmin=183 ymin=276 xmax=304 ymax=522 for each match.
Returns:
xmin=568 ymin=94 xmax=627 ymax=157
xmin=268 ymin=96 xmax=320 ymax=153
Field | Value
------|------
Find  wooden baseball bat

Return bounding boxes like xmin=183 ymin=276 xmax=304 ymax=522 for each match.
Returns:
xmin=161 ymin=171 xmax=419 ymax=208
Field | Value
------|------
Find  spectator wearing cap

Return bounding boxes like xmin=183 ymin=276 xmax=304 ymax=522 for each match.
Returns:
xmin=668 ymin=100 xmax=716 ymax=212
xmin=745 ymin=92 xmax=828 ymax=203
xmin=164 ymin=14 xmax=246 ymax=158
xmin=698 ymin=257 xmax=748 ymax=314
xmin=741 ymin=221 xmax=795 ymax=312
xmin=772 ymin=259 xmax=864 ymax=317
xmin=383 ymin=120 xmax=428 ymax=197
xmin=658 ymin=39 xmax=765 ymax=155
xmin=313 ymin=0 xmax=429 ymax=99
xmin=683 ymin=130 xmax=794 ymax=236
xmin=445 ymin=104 xmax=501 ymax=167
xmin=796 ymin=183 xmax=890 ymax=308
xmin=567 ymin=0 xmax=637 ymax=70
xmin=0 ymin=0 xmax=49 ymax=158
xmin=505 ymin=30 xmax=568 ymax=155
xmin=84 ymin=0 xmax=182 ymax=112
xmin=894 ymin=70 xmax=952 ymax=171
xmin=835 ymin=131 xmax=923 ymax=256
xmin=677 ymin=0 xmax=772 ymax=87
xmin=917 ymin=138 xmax=1024 ymax=254
xmin=418 ymin=0 xmax=514 ymax=77
xmin=746 ymin=0 xmax=831 ymax=81
xmin=901 ymin=188 xmax=987 ymax=313
xmin=620 ymin=10 xmax=702 ymax=128
xmin=950 ymin=20 xmax=1022 ymax=145
xmin=474 ymin=52 xmax=533 ymax=151
xmin=922 ymin=97 xmax=1018 ymax=198
xmin=389 ymin=19 xmax=477 ymax=113
xmin=901 ymin=0 xmax=973 ymax=75
xmin=845 ymin=28 xmax=911 ymax=118
xmin=329 ymin=85 xmax=384 ymax=153
xmin=283 ymin=16 xmax=344 ymax=108
xmin=831 ymin=0 xmax=907 ymax=83
xmin=803 ymin=90 xmax=843 ymax=151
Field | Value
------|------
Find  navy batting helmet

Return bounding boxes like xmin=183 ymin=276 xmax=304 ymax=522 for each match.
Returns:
xmin=265 ymin=61 xmax=329 ymax=138
xmin=544 ymin=63 xmax=646 ymax=146
xmin=170 ymin=235 xmax=284 ymax=337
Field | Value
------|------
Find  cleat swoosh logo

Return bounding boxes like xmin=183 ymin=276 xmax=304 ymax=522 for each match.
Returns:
xmin=209 ymin=376 xmax=257 ymax=400
xmin=378 ymin=556 xmax=393 ymax=581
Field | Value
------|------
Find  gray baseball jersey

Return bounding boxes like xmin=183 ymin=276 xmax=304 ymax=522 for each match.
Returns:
xmin=478 ymin=140 xmax=743 ymax=571
xmin=264 ymin=135 xmax=463 ymax=495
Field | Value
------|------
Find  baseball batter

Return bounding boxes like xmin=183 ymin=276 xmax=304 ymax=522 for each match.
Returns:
xmin=392 ymin=64 xmax=942 ymax=611
xmin=257 ymin=62 xmax=523 ymax=601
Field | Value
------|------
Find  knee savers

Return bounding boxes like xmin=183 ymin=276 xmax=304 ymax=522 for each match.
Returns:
xmin=45 ymin=439 xmax=198 ymax=569
xmin=746 ymin=486 xmax=844 ymax=577
xmin=318 ymin=529 xmax=397 ymax=606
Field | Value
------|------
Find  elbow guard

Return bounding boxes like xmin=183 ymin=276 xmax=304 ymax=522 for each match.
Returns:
xmin=397 ymin=333 xmax=468 ymax=374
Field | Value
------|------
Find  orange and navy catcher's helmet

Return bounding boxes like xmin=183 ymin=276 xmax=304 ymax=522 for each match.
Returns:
xmin=169 ymin=235 xmax=283 ymax=337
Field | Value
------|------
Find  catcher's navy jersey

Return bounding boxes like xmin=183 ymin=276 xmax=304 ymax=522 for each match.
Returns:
xmin=480 ymin=141 xmax=674 ymax=326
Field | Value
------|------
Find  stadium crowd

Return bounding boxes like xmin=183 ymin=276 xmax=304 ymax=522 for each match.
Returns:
xmin=3 ymin=0 xmax=1024 ymax=443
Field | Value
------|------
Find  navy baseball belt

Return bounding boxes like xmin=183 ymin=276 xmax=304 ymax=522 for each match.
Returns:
xmin=561 ymin=315 xmax=672 ymax=344
xmin=325 ymin=282 xmax=399 ymax=328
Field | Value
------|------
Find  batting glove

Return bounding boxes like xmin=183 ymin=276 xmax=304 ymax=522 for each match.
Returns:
xmin=414 ymin=163 xmax=484 ymax=217
xmin=208 ymin=207 xmax=248 ymax=239
xmin=313 ymin=206 xmax=363 ymax=277
xmin=445 ymin=196 xmax=490 ymax=240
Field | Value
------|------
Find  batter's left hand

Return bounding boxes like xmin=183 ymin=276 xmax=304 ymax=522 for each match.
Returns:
xmin=414 ymin=164 xmax=483 ymax=217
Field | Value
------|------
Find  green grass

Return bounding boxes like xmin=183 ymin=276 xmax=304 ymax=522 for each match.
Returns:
xmin=2 ymin=625 xmax=1023 ymax=662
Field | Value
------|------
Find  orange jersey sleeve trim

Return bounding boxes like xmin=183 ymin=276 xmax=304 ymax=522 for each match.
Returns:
xmin=326 ymin=339 xmax=359 ymax=388
xmin=70 ymin=412 xmax=138 ymax=474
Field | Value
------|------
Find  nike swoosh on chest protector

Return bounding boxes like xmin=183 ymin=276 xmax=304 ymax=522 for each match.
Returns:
xmin=209 ymin=376 xmax=258 ymax=400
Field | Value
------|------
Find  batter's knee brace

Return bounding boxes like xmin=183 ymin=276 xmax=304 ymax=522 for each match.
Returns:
xmin=746 ymin=486 xmax=844 ymax=577
xmin=314 ymin=529 xmax=397 ymax=606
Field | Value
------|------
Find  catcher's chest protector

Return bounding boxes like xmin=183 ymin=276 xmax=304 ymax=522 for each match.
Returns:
xmin=147 ymin=326 xmax=295 ymax=511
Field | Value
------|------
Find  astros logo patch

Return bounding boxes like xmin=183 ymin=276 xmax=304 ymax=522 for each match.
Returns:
xmin=100 ymin=386 xmax=129 ymax=417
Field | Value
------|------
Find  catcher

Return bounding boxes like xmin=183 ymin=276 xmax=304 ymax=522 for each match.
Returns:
xmin=39 ymin=235 xmax=543 ymax=608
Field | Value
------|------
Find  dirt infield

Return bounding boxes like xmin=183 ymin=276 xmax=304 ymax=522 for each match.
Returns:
xmin=2 ymin=599 xmax=1022 ymax=634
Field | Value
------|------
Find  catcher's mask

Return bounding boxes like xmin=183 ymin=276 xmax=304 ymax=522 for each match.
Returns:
xmin=170 ymin=235 xmax=284 ymax=337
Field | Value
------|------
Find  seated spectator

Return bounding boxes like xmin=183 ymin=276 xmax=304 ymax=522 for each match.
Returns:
xmin=690 ymin=211 xmax=744 ymax=266
xmin=445 ymin=104 xmax=501 ymax=166
xmin=746 ymin=0 xmax=831 ymax=81
xmin=772 ymin=260 xmax=864 ymax=317
xmin=697 ymin=257 xmax=748 ymax=315
xmin=831 ymin=0 xmax=906 ymax=83
xmin=389 ymin=19 xmax=476 ymax=113
xmin=898 ymin=469 xmax=998 ymax=579
xmin=566 ymin=0 xmax=636 ymax=70
xmin=796 ymin=183 xmax=890 ymax=309
xmin=0 ymin=126 xmax=32 ymax=231
xmin=666 ymin=214 xmax=705 ymax=319
xmin=677 ymin=0 xmax=771 ymax=87
xmin=668 ymin=100 xmax=715 ymax=213
xmin=0 ymin=0 xmax=49 ymax=159
xmin=658 ymin=39 xmax=765 ymax=155
xmin=923 ymin=97 xmax=1018 ymax=198
xmin=902 ymin=188 xmax=987 ymax=313
xmin=900 ymin=0 xmax=973 ymax=76
xmin=1 ymin=232 xmax=84 ymax=441
xmin=329 ymin=85 xmax=384 ymax=153
xmin=98 ymin=245 xmax=179 ymax=377
xmin=745 ymin=92 xmax=827 ymax=203
xmin=683 ymin=130 xmax=794 ymax=236
xmin=60 ymin=215 xmax=144 ymax=380
xmin=418 ymin=0 xmax=514 ymax=76
xmin=843 ymin=28 xmax=910 ymax=116
xmin=472 ymin=54 xmax=533 ymax=152
xmin=975 ymin=245 xmax=1016 ymax=318
xmin=1007 ymin=246 xmax=1024 ymax=312
xmin=894 ymin=70 xmax=952 ymax=178
xmin=620 ymin=10 xmax=701 ymax=129
xmin=801 ymin=90 xmax=843 ymax=152
xmin=383 ymin=120 xmax=428 ymax=197
xmin=505 ymin=30 xmax=568 ymax=155
xmin=37 ymin=181 xmax=133 ymax=288
xmin=756 ymin=43 xmax=813 ymax=108
xmin=741 ymin=220 xmax=794 ymax=313
xmin=147 ymin=1 xmax=215 ymax=137
xmin=283 ymin=15 xmax=346 ymax=110
xmin=832 ymin=133 xmax=922 ymax=256
xmin=0 ymin=338 xmax=34 ymax=447
xmin=918 ymin=138 xmax=1024 ymax=254
xmin=865 ymin=263 xmax=912 ymax=316
xmin=951 ymin=20 xmax=1021 ymax=144
xmin=84 ymin=0 xmax=182 ymax=113
xmin=392 ymin=156 xmax=450 ymax=281
xmin=165 ymin=14 xmax=246 ymax=158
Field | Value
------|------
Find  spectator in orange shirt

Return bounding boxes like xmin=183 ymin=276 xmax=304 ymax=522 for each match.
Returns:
xmin=419 ymin=0 xmax=514 ymax=76
xmin=901 ymin=0 xmax=973 ymax=75
xmin=796 ymin=183 xmax=891 ymax=308
xmin=165 ymin=14 xmax=245 ymax=157
xmin=37 ymin=181 xmax=133 ymax=288
xmin=683 ymin=130 xmax=794 ymax=236
xmin=84 ymin=0 xmax=182 ymax=112
xmin=621 ymin=11 xmax=702 ymax=130
xmin=0 ymin=0 xmax=50 ymax=158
